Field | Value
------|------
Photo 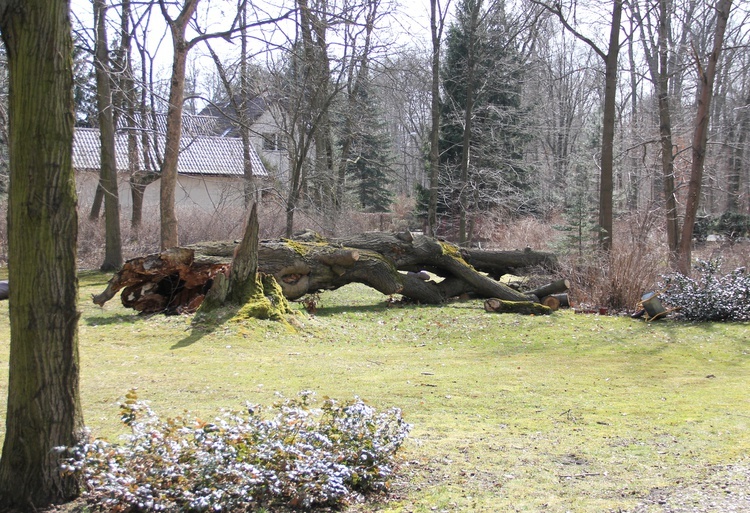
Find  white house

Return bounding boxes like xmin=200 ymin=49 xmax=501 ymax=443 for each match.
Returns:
xmin=198 ymin=96 xmax=289 ymax=186
xmin=73 ymin=122 xmax=269 ymax=217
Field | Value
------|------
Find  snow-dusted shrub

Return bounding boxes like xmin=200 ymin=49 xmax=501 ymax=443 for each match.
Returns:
xmin=61 ymin=390 xmax=410 ymax=511
xmin=661 ymin=259 xmax=750 ymax=322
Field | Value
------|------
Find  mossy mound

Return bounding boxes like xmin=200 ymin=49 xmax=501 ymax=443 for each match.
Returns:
xmin=234 ymin=274 xmax=294 ymax=321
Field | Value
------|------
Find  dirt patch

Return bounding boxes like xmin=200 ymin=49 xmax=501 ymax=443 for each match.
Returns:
xmin=628 ymin=463 xmax=750 ymax=512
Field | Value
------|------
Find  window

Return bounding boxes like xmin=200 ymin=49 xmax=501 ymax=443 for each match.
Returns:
xmin=262 ymin=133 xmax=284 ymax=151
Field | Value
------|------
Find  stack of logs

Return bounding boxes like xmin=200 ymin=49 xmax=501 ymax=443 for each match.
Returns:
xmin=482 ymin=278 xmax=570 ymax=315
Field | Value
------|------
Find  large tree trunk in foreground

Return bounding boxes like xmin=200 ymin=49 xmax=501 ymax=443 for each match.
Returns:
xmin=94 ymin=232 xmax=555 ymax=313
xmin=0 ymin=0 xmax=84 ymax=508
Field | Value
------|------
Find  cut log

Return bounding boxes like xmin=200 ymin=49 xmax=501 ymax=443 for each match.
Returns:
xmin=528 ymin=279 xmax=570 ymax=299
xmin=547 ymin=293 xmax=570 ymax=308
xmin=483 ymin=298 xmax=553 ymax=315
xmin=541 ymin=296 xmax=561 ymax=311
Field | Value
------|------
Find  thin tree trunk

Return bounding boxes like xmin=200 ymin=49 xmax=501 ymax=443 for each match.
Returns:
xmin=131 ymin=41 xmax=151 ymax=229
xmin=626 ymin=17 xmax=639 ymax=211
xmin=636 ymin=0 xmax=680 ymax=263
xmin=727 ymin=94 xmax=749 ymax=212
xmin=427 ymin=0 xmax=443 ymax=237
xmin=458 ymin=0 xmax=480 ymax=246
xmin=118 ymin=0 xmax=143 ymax=231
xmin=159 ymin=0 xmax=201 ymax=249
xmin=94 ymin=0 xmax=123 ymax=271
xmin=677 ymin=0 xmax=732 ymax=274
xmin=657 ymin=0 xmax=680 ymax=264
xmin=239 ymin=1 xmax=256 ymax=206
xmin=531 ymin=0 xmax=621 ymax=251
xmin=0 ymin=0 xmax=84 ymax=507
xmin=597 ymin=0 xmax=622 ymax=251
xmin=89 ymin=183 xmax=104 ymax=219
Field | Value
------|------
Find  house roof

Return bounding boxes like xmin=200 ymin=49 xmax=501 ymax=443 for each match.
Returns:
xmin=198 ymin=97 xmax=268 ymax=137
xmin=73 ymin=127 xmax=268 ymax=178
xmin=116 ymin=113 xmax=221 ymax=138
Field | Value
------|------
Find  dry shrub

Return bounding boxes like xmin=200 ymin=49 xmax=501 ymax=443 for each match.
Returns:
xmin=693 ymin=239 xmax=750 ymax=272
xmin=482 ymin=213 xmax=558 ymax=251
xmin=562 ymin=212 xmax=669 ymax=311
xmin=73 ymin=195 xmax=421 ymax=269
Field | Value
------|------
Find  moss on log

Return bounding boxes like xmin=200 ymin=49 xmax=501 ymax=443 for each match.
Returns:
xmin=94 ymin=231 xmax=555 ymax=313
xmin=484 ymin=298 xmax=553 ymax=315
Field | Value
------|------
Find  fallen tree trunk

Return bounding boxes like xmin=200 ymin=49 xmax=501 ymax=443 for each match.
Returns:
xmin=461 ymin=247 xmax=558 ymax=278
xmin=547 ymin=293 xmax=570 ymax=308
xmin=483 ymin=298 xmax=553 ymax=315
xmin=528 ymin=278 xmax=570 ymax=299
xmin=94 ymin=231 xmax=550 ymax=313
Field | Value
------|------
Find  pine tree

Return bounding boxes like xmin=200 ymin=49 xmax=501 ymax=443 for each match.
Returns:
xmin=342 ymin=81 xmax=394 ymax=212
xmin=439 ymin=0 xmax=531 ymax=238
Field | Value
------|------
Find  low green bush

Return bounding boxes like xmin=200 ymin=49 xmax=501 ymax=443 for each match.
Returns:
xmin=661 ymin=259 xmax=750 ymax=321
xmin=61 ymin=390 xmax=410 ymax=511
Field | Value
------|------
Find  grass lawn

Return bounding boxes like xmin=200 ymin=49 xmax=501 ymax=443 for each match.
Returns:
xmin=0 ymin=269 xmax=748 ymax=512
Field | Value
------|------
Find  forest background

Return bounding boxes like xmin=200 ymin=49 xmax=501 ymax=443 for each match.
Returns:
xmin=0 ymin=0 xmax=749 ymax=306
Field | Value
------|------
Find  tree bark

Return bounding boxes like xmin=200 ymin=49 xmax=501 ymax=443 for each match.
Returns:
xmin=94 ymin=0 xmax=123 ymax=271
xmin=484 ymin=298 xmax=552 ymax=315
xmin=159 ymin=0 xmax=201 ymax=250
xmin=677 ymin=0 xmax=732 ymax=274
xmin=0 ymin=0 xmax=84 ymax=507
xmin=94 ymin=232 xmax=546 ymax=313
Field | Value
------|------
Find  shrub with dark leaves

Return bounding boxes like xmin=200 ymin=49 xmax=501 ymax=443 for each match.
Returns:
xmin=60 ymin=390 xmax=410 ymax=511
xmin=661 ymin=259 xmax=750 ymax=321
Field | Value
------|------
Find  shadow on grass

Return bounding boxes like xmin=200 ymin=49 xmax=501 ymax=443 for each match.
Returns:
xmin=171 ymin=304 xmax=244 ymax=350
xmin=84 ymin=313 xmax=140 ymax=326
xmin=311 ymin=301 xmax=446 ymax=317
xmin=311 ymin=303 xmax=393 ymax=317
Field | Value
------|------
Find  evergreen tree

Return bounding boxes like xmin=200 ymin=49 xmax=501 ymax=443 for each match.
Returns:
xmin=554 ymin=122 xmax=602 ymax=256
xmin=554 ymin=162 xmax=600 ymax=256
xmin=342 ymin=81 xmax=394 ymax=212
xmin=439 ymin=0 xmax=531 ymax=237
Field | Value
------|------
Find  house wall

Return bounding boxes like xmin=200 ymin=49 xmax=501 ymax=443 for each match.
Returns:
xmin=76 ymin=171 xmax=250 ymax=218
xmin=249 ymin=108 xmax=289 ymax=188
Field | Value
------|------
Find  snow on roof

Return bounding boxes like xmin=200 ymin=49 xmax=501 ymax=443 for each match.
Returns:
xmin=73 ymin=127 xmax=268 ymax=178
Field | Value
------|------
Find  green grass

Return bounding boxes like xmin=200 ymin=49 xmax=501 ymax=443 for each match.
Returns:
xmin=0 ymin=270 xmax=749 ymax=512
